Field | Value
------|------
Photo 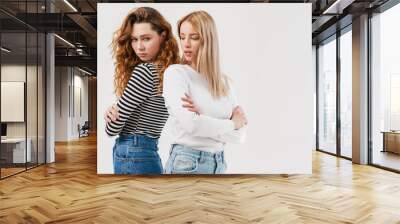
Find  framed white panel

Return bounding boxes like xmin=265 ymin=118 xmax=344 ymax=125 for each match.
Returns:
xmin=1 ymin=81 xmax=25 ymax=122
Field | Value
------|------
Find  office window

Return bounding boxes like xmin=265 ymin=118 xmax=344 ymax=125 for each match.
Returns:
xmin=340 ymin=28 xmax=352 ymax=158
xmin=318 ymin=36 xmax=337 ymax=155
xmin=371 ymin=3 xmax=400 ymax=171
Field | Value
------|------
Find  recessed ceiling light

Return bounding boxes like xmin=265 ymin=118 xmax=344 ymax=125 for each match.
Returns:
xmin=54 ymin=34 xmax=75 ymax=48
xmin=322 ymin=0 xmax=354 ymax=15
xmin=1 ymin=47 xmax=11 ymax=53
xmin=78 ymin=67 xmax=92 ymax=76
xmin=63 ymin=0 xmax=78 ymax=12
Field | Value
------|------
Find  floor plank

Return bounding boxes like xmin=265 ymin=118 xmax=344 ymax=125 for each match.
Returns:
xmin=1 ymin=133 xmax=400 ymax=223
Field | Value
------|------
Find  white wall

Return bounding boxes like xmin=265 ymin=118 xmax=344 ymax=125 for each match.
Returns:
xmin=73 ymin=71 xmax=89 ymax=138
xmin=98 ymin=3 xmax=313 ymax=174
xmin=1 ymin=65 xmax=37 ymax=138
xmin=55 ymin=66 xmax=68 ymax=141
xmin=54 ymin=67 xmax=89 ymax=141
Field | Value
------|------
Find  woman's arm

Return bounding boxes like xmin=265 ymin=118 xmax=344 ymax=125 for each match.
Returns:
xmin=105 ymin=64 xmax=154 ymax=136
xmin=163 ymin=65 xmax=235 ymax=138
xmin=216 ymin=80 xmax=247 ymax=143
xmin=181 ymin=79 xmax=247 ymax=144
xmin=214 ymin=108 xmax=247 ymax=143
xmin=215 ymin=125 xmax=247 ymax=144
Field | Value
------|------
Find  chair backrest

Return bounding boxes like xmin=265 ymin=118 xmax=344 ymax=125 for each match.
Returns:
xmin=82 ymin=121 xmax=90 ymax=129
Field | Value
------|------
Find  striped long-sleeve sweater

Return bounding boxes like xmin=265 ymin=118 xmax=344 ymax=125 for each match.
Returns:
xmin=105 ymin=63 xmax=169 ymax=138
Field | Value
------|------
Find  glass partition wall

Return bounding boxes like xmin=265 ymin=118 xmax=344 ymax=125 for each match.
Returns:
xmin=0 ymin=1 xmax=46 ymax=179
xmin=317 ymin=35 xmax=337 ymax=155
xmin=316 ymin=26 xmax=353 ymax=159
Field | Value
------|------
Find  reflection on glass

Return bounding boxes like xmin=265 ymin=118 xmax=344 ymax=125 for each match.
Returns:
xmin=38 ymin=33 xmax=46 ymax=165
xmin=340 ymin=29 xmax=352 ymax=158
xmin=0 ymin=1 xmax=46 ymax=179
xmin=26 ymin=0 xmax=42 ymax=168
xmin=318 ymin=37 xmax=337 ymax=154
xmin=1 ymin=31 xmax=27 ymax=177
xmin=27 ymin=32 xmax=38 ymax=169
xmin=371 ymin=3 xmax=400 ymax=171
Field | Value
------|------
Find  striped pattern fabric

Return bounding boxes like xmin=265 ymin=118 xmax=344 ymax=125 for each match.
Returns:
xmin=105 ymin=63 xmax=169 ymax=138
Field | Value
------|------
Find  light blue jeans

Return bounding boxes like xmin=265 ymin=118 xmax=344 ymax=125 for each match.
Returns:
xmin=113 ymin=134 xmax=162 ymax=175
xmin=164 ymin=144 xmax=227 ymax=174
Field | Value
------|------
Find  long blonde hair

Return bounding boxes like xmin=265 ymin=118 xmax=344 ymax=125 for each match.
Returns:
xmin=111 ymin=7 xmax=179 ymax=97
xmin=177 ymin=11 xmax=229 ymax=99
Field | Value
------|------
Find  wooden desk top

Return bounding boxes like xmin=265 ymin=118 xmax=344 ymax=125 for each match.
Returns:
xmin=381 ymin=131 xmax=400 ymax=134
xmin=1 ymin=138 xmax=28 ymax=143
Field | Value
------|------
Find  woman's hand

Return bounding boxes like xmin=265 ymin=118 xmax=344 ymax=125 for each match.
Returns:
xmin=104 ymin=104 xmax=119 ymax=123
xmin=231 ymin=106 xmax=247 ymax=130
xmin=181 ymin=93 xmax=200 ymax=115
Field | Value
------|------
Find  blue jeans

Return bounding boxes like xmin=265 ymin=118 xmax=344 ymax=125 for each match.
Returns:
xmin=113 ymin=134 xmax=162 ymax=175
xmin=164 ymin=144 xmax=227 ymax=174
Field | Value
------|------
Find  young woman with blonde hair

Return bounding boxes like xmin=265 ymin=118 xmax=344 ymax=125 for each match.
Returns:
xmin=163 ymin=11 xmax=247 ymax=174
xmin=104 ymin=7 xmax=179 ymax=174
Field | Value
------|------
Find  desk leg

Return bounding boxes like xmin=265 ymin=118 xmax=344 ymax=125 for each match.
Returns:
xmin=382 ymin=133 xmax=386 ymax=153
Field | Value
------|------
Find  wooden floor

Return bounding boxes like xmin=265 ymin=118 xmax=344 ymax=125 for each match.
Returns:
xmin=1 ymin=134 xmax=400 ymax=223
xmin=1 ymin=163 xmax=45 ymax=178
xmin=1 ymin=167 xmax=26 ymax=178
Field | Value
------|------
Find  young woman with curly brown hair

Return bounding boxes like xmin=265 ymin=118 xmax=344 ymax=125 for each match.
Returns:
xmin=104 ymin=7 xmax=179 ymax=174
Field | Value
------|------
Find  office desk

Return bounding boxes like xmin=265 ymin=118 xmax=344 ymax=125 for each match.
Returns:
xmin=1 ymin=138 xmax=31 ymax=163
xmin=382 ymin=131 xmax=400 ymax=154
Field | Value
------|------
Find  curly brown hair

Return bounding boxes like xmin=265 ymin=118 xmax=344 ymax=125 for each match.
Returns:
xmin=111 ymin=7 xmax=179 ymax=97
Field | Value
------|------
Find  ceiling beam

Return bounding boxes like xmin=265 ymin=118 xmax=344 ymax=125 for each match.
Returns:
xmin=67 ymin=13 xmax=97 ymax=39
xmin=55 ymin=55 xmax=96 ymax=73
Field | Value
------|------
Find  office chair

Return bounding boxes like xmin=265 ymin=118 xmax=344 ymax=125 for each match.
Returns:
xmin=79 ymin=121 xmax=90 ymax=138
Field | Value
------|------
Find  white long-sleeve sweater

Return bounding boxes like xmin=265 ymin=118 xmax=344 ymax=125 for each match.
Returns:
xmin=163 ymin=64 xmax=246 ymax=153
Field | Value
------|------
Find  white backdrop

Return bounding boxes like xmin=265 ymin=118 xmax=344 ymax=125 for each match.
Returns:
xmin=97 ymin=3 xmax=313 ymax=174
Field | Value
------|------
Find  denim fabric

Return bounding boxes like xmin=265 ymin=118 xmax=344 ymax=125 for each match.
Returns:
xmin=164 ymin=144 xmax=227 ymax=174
xmin=113 ymin=134 xmax=162 ymax=174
